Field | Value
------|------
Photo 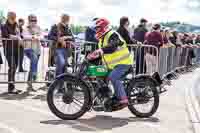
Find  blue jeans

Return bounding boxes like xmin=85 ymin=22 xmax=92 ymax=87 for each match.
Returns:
xmin=24 ymin=49 xmax=39 ymax=80
xmin=108 ymin=65 xmax=131 ymax=100
xmin=55 ymin=48 xmax=68 ymax=76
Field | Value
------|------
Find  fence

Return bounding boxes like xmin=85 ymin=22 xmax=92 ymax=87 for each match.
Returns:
xmin=0 ymin=38 xmax=199 ymax=89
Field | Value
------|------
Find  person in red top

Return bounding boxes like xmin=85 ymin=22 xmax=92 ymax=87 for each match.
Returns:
xmin=144 ymin=24 xmax=163 ymax=74
xmin=145 ymin=24 xmax=163 ymax=48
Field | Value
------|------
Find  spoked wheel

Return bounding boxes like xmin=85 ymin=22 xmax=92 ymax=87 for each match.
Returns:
xmin=127 ymin=77 xmax=159 ymax=118
xmin=47 ymin=76 xmax=90 ymax=120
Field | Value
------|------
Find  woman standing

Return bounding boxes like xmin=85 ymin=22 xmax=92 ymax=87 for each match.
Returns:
xmin=1 ymin=12 xmax=22 ymax=94
xmin=23 ymin=14 xmax=43 ymax=91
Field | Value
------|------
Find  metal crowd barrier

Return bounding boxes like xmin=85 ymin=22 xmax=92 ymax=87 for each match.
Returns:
xmin=0 ymin=38 xmax=100 ymax=87
xmin=128 ymin=44 xmax=200 ymax=81
xmin=128 ymin=44 xmax=159 ymax=76
xmin=158 ymin=45 xmax=200 ymax=80
xmin=0 ymin=37 xmax=199 ymax=89
xmin=0 ymin=38 xmax=52 ymax=84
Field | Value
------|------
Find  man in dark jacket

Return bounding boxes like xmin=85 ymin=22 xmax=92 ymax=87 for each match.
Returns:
xmin=134 ymin=18 xmax=148 ymax=74
xmin=117 ymin=17 xmax=137 ymax=51
xmin=134 ymin=18 xmax=148 ymax=43
xmin=84 ymin=18 xmax=98 ymax=55
xmin=1 ymin=12 xmax=22 ymax=94
xmin=48 ymin=14 xmax=74 ymax=76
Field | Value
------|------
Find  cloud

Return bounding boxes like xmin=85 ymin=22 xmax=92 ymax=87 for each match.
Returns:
xmin=0 ymin=0 xmax=200 ymax=28
xmin=100 ymin=0 xmax=129 ymax=6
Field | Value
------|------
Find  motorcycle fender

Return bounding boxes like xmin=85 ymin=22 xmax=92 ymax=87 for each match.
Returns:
xmin=131 ymin=74 xmax=159 ymax=87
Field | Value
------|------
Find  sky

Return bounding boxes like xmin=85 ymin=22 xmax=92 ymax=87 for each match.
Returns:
xmin=0 ymin=0 xmax=200 ymax=28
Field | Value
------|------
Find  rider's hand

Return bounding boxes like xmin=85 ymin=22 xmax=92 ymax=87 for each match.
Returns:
xmin=94 ymin=49 xmax=103 ymax=55
xmin=87 ymin=53 xmax=98 ymax=60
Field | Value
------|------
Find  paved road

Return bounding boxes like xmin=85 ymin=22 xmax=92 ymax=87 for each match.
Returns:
xmin=0 ymin=70 xmax=198 ymax=133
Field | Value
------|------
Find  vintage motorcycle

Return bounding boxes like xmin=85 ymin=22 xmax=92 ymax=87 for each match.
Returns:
xmin=47 ymin=53 xmax=162 ymax=120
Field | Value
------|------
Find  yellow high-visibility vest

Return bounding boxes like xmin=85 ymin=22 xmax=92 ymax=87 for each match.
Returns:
xmin=98 ymin=30 xmax=133 ymax=69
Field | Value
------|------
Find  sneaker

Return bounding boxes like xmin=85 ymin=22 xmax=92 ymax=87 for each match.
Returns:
xmin=27 ymin=82 xmax=37 ymax=92
xmin=27 ymin=87 xmax=37 ymax=92
xmin=119 ymin=98 xmax=128 ymax=105
xmin=8 ymin=89 xmax=22 ymax=94
xmin=33 ymin=75 xmax=37 ymax=81
xmin=111 ymin=98 xmax=128 ymax=111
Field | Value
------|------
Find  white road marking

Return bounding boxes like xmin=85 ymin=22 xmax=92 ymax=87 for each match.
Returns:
xmin=189 ymin=86 xmax=200 ymax=121
xmin=185 ymin=88 xmax=199 ymax=123
xmin=0 ymin=122 xmax=22 ymax=133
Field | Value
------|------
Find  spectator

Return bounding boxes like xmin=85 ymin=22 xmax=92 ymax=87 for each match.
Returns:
xmin=195 ymin=35 xmax=200 ymax=44
xmin=134 ymin=18 xmax=148 ymax=74
xmin=1 ymin=12 xmax=22 ymax=94
xmin=134 ymin=18 xmax=148 ymax=43
xmin=18 ymin=18 xmax=26 ymax=72
xmin=161 ymin=29 xmax=168 ymax=45
xmin=84 ymin=18 xmax=98 ymax=55
xmin=191 ymin=33 xmax=196 ymax=44
xmin=145 ymin=24 xmax=163 ymax=48
xmin=117 ymin=16 xmax=136 ymax=51
xmin=176 ymin=32 xmax=183 ymax=46
xmin=48 ymin=14 xmax=74 ymax=76
xmin=145 ymin=24 xmax=163 ymax=74
xmin=185 ymin=34 xmax=193 ymax=44
xmin=181 ymin=34 xmax=195 ymax=67
xmin=162 ymin=29 xmax=175 ymax=47
xmin=169 ymin=31 xmax=178 ymax=45
xmin=0 ymin=25 xmax=3 ymax=69
xmin=23 ymin=14 xmax=43 ymax=91
xmin=130 ymin=24 xmax=135 ymax=39
xmin=117 ymin=17 xmax=132 ymax=43
xmin=195 ymin=35 xmax=200 ymax=64
xmin=84 ymin=18 xmax=100 ymax=65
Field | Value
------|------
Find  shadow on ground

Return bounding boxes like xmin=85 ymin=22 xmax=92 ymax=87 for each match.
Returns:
xmin=40 ymin=115 xmax=160 ymax=131
xmin=0 ymin=91 xmax=34 ymax=100
xmin=0 ymin=85 xmax=48 ymax=101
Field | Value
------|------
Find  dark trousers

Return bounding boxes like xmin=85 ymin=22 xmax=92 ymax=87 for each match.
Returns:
xmin=19 ymin=46 xmax=24 ymax=70
xmin=0 ymin=52 xmax=3 ymax=64
xmin=4 ymin=49 xmax=19 ymax=90
xmin=136 ymin=47 xmax=146 ymax=74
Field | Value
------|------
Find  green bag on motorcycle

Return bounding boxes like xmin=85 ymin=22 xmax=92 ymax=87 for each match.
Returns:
xmin=86 ymin=65 xmax=109 ymax=77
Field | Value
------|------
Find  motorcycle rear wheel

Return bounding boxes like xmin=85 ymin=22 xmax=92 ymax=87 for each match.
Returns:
xmin=127 ymin=77 xmax=159 ymax=118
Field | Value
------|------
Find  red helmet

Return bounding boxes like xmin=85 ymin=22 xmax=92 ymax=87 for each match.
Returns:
xmin=94 ymin=18 xmax=110 ymax=39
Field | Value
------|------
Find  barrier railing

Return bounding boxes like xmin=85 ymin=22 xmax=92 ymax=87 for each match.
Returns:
xmin=0 ymin=37 xmax=199 ymax=89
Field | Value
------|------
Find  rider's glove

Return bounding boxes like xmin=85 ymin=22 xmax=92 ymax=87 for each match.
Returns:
xmin=94 ymin=49 xmax=104 ymax=55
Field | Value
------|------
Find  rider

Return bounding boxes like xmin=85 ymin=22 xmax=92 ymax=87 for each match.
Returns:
xmin=89 ymin=18 xmax=133 ymax=106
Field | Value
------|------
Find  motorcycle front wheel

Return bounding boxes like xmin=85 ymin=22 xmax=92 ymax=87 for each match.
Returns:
xmin=47 ymin=76 xmax=91 ymax=120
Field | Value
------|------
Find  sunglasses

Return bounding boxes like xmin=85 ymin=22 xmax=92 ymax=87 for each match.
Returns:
xmin=30 ymin=19 xmax=37 ymax=22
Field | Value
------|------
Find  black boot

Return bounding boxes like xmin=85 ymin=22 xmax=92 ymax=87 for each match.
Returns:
xmin=19 ymin=68 xmax=27 ymax=72
xmin=8 ymin=83 xmax=21 ymax=94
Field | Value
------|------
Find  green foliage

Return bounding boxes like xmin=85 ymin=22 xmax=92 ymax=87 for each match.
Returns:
xmin=70 ymin=24 xmax=118 ymax=35
xmin=70 ymin=24 xmax=86 ymax=35
xmin=0 ymin=10 xmax=5 ymax=24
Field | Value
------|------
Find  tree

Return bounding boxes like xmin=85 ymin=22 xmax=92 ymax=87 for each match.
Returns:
xmin=0 ymin=10 xmax=5 ymax=25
